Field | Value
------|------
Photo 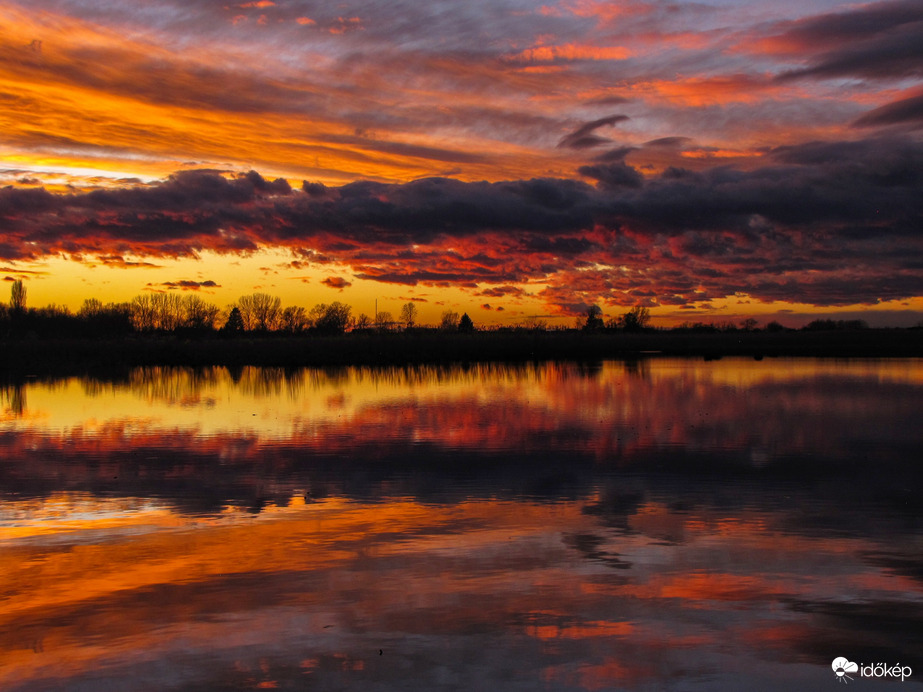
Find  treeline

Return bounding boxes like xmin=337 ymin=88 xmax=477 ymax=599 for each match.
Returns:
xmin=0 ymin=280 xmax=892 ymax=340
xmin=0 ymin=281 xmax=479 ymax=338
xmin=574 ymin=305 xmax=876 ymax=334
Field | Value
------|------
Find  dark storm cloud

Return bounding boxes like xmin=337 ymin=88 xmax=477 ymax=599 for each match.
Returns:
xmin=558 ymin=115 xmax=630 ymax=150
xmin=578 ymin=161 xmax=644 ymax=189
xmin=302 ymin=181 xmax=331 ymax=197
xmin=853 ymin=93 xmax=923 ymax=129
xmin=351 ymin=270 xmax=486 ymax=287
xmin=479 ymin=285 xmax=526 ymax=298
xmin=591 ymin=146 xmax=637 ymax=163
xmin=82 ymin=169 xmax=292 ymax=212
xmin=780 ymin=27 xmax=923 ymax=81
xmin=321 ymin=276 xmax=352 ymax=289
xmin=2 ymin=136 xmax=922 ymax=307
xmin=771 ymin=0 xmax=923 ymax=45
xmin=97 ymin=255 xmax=162 ymax=268
xmin=586 ymin=95 xmax=631 ymax=107
xmin=772 ymin=1 xmax=923 ymax=81
xmin=643 ymin=137 xmax=691 ymax=149
xmin=157 ymin=280 xmax=220 ymax=290
xmin=274 ymin=176 xmax=599 ymax=245
xmin=615 ymin=138 xmax=923 ymax=235
xmin=0 ymin=170 xmax=291 ymax=258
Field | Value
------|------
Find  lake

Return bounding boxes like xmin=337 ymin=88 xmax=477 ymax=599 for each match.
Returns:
xmin=1 ymin=359 xmax=921 ymax=691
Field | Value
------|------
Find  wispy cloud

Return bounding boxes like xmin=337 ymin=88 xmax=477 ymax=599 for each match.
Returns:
xmin=1 ymin=0 xmax=921 ymax=317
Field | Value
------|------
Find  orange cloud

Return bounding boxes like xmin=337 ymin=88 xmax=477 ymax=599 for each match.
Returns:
xmin=563 ymin=0 xmax=651 ymax=24
xmin=634 ymin=75 xmax=780 ymax=107
xmin=329 ymin=16 xmax=362 ymax=34
xmin=507 ymin=43 xmax=632 ymax=63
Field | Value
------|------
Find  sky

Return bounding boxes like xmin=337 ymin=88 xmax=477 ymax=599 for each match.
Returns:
xmin=1 ymin=0 xmax=922 ymax=327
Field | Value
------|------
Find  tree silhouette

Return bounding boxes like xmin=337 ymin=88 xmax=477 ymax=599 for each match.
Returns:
xmin=130 ymin=295 xmax=157 ymax=331
xmin=458 ymin=312 xmax=475 ymax=332
xmin=619 ymin=306 xmax=650 ymax=331
xmin=238 ymin=293 xmax=281 ymax=331
xmin=78 ymin=299 xmax=132 ymax=335
xmin=312 ymin=301 xmax=352 ymax=333
xmin=130 ymin=293 xmax=185 ymax=331
xmin=400 ymin=302 xmax=418 ymax=329
xmin=521 ymin=315 xmax=547 ymax=331
xmin=78 ymin=298 xmax=104 ymax=318
xmin=375 ymin=311 xmax=394 ymax=331
xmin=182 ymin=295 xmax=220 ymax=330
xmin=10 ymin=280 xmax=26 ymax=314
xmin=280 ymin=306 xmax=309 ymax=333
xmin=224 ymin=306 xmax=244 ymax=333
xmin=440 ymin=310 xmax=460 ymax=330
xmin=583 ymin=305 xmax=604 ymax=331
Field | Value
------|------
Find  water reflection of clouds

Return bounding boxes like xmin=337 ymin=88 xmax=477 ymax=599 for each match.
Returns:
xmin=1 ymin=361 xmax=922 ymax=690
xmin=1 ymin=493 xmax=919 ymax=690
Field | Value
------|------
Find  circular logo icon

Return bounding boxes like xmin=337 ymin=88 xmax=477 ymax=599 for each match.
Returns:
xmin=832 ymin=657 xmax=858 ymax=683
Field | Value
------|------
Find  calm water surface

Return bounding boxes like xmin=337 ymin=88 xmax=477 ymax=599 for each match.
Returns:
xmin=1 ymin=359 xmax=921 ymax=691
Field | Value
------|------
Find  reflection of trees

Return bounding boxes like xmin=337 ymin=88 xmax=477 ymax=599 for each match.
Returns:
xmin=18 ymin=362 xmax=923 ymax=477
xmin=236 ymin=367 xmax=287 ymax=398
xmin=622 ymin=358 xmax=650 ymax=379
xmin=348 ymin=362 xmax=545 ymax=389
xmin=304 ymin=367 xmax=350 ymax=392
xmin=575 ymin=361 xmax=604 ymax=379
xmin=1 ymin=384 xmax=25 ymax=417
xmin=80 ymin=367 xmax=224 ymax=402
xmin=127 ymin=367 xmax=223 ymax=403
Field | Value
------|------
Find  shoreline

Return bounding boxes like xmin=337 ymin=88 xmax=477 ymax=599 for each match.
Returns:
xmin=2 ymin=329 xmax=921 ymax=376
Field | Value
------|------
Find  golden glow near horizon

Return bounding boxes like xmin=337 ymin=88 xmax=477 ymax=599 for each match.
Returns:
xmin=9 ymin=249 xmax=923 ymax=328
xmin=1 ymin=0 xmax=921 ymax=325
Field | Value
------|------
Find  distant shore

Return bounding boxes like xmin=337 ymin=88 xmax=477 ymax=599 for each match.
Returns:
xmin=2 ymin=329 xmax=921 ymax=375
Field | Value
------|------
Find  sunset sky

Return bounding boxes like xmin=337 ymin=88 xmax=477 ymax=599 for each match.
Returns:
xmin=1 ymin=0 xmax=922 ymax=326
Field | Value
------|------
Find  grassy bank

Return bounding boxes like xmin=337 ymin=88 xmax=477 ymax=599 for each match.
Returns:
xmin=2 ymin=329 xmax=921 ymax=375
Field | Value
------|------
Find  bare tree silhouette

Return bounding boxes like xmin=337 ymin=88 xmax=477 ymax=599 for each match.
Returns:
xmin=619 ymin=306 xmax=650 ymax=331
xmin=10 ymin=280 xmax=26 ymax=314
xmin=237 ymin=293 xmax=281 ymax=331
xmin=280 ymin=306 xmax=309 ymax=333
xmin=182 ymin=295 xmax=220 ymax=330
xmin=440 ymin=310 xmax=460 ymax=330
xmin=400 ymin=302 xmax=418 ymax=329
xmin=375 ymin=311 xmax=394 ymax=331
xmin=311 ymin=302 xmax=352 ymax=333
